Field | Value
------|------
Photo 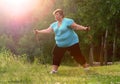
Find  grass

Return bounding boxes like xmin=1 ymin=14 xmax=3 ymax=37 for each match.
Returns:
xmin=0 ymin=49 xmax=120 ymax=84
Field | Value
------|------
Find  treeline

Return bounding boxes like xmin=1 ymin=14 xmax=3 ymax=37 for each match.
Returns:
xmin=0 ymin=0 xmax=120 ymax=65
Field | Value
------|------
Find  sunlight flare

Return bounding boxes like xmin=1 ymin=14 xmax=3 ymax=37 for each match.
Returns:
xmin=0 ymin=0 xmax=56 ymax=28
xmin=0 ymin=0 xmax=40 ymax=18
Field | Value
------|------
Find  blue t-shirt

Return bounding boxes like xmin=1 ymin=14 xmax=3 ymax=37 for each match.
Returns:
xmin=50 ymin=18 xmax=79 ymax=47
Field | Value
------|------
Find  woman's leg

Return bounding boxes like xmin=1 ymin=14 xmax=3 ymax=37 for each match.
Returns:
xmin=51 ymin=45 xmax=66 ymax=72
xmin=68 ymin=43 xmax=89 ymax=68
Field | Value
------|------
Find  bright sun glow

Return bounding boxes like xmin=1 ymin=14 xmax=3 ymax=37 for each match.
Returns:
xmin=0 ymin=0 xmax=56 ymax=26
xmin=1 ymin=0 xmax=39 ymax=18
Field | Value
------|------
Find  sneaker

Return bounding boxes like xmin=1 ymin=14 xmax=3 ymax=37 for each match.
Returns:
xmin=50 ymin=70 xmax=57 ymax=74
xmin=84 ymin=67 xmax=90 ymax=71
xmin=83 ymin=63 xmax=90 ymax=71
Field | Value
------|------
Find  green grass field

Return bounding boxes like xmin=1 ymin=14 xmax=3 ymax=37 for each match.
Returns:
xmin=0 ymin=50 xmax=120 ymax=84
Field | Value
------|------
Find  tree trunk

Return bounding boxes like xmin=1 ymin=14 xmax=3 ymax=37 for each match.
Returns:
xmin=89 ymin=43 xmax=94 ymax=66
xmin=103 ymin=28 xmax=108 ymax=65
xmin=112 ymin=26 xmax=117 ymax=63
xmin=100 ymin=36 xmax=104 ymax=65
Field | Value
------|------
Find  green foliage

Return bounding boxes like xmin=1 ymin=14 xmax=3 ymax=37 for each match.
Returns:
xmin=0 ymin=0 xmax=120 ymax=63
xmin=0 ymin=34 xmax=15 ymax=49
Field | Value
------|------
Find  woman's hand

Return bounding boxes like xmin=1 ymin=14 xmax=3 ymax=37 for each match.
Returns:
xmin=85 ymin=26 xmax=90 ymax=31
xmin=33 ymin=29 xmax=39 ymax=35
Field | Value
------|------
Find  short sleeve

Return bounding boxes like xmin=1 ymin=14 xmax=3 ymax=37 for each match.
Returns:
xmin=50 ymin=22 xmax=56 ymax=29
xmin=67 ymin=19 xmax=74 ymax=26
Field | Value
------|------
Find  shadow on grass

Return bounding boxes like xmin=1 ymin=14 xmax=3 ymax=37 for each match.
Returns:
xmin=0 ymin=79 xmax=32 ymax=84
xmin=0 ymin=68 xmax=7 ymax=74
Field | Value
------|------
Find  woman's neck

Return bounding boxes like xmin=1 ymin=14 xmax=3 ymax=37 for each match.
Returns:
xmin=57 ymin=18 xmax=63 ymax=27
xmin=58 ymin=18 xmax=63 ymax=23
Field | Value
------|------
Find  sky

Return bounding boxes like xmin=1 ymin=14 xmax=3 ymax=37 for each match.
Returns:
xmin=0 ymin=0 xmax=55 ymax=27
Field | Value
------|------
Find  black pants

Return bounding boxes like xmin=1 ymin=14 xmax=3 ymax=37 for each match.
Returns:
xmin=52 ymin=43 xmax=86 ymax=66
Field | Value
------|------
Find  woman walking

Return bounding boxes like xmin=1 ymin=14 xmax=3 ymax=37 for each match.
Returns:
xmin=34 ymin=9 xmax=90 ymax=74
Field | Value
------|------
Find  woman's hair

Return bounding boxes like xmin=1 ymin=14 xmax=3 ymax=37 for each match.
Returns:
xmin=53 ymin=9 xmax=64 ymax=18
